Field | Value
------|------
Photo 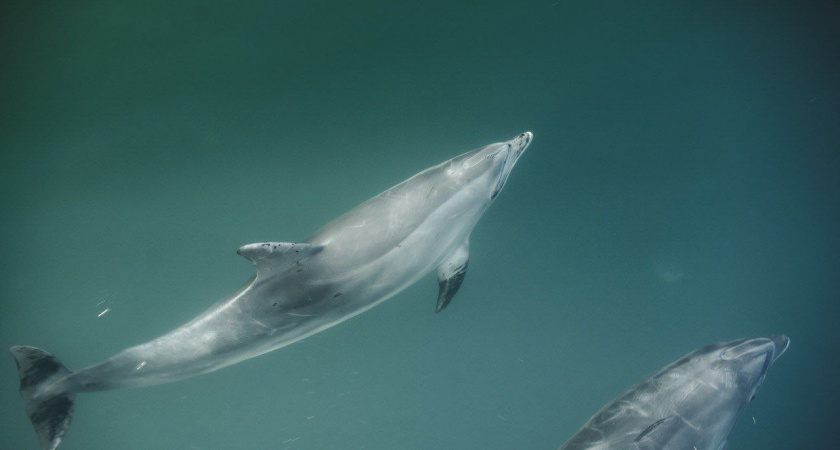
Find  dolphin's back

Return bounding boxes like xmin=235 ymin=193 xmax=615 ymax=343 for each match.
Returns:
xmin=305 ymin=162 xmax=461 ymax=268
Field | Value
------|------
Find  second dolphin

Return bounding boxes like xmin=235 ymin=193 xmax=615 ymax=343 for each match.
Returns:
xmin=560 ymin=335 xmax=789 ymax=450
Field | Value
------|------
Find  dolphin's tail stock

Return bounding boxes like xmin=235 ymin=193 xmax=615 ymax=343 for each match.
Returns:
xmin=10 ymin=346 xmax=77 ymax=450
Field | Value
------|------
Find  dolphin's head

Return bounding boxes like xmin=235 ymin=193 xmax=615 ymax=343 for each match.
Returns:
xmin=655 ymin=335 xmax=789 ymax=447
xmin=714 ymin=334 xmax=790 ymax=399
xmin=444 ymin=132 xmax=532 ymax=201
xmin=685 ymin=335 xmax=788 ymax=404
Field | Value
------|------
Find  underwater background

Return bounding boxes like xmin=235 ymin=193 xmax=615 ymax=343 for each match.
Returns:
xmin=1 ymin=1 xmax=838 ymax=448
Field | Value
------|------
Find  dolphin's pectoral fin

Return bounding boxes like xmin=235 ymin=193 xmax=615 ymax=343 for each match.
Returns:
xmin=634 ymin=415 xmax=693 ymax=449
xmin=435 ymin=240 xmax=469 ymax=313
xmin=237 ymin=242 xmax=323 ymax=278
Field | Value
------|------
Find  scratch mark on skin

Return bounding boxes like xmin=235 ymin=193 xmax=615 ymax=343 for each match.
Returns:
xmin=97 ymin=308 xmax=111 ymax=318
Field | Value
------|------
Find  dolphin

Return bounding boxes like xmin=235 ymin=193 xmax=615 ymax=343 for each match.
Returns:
xmin=559 ymin=334 xmax=790 ymax=450
xmin=10 ymin=132 xmax=533 ymax=450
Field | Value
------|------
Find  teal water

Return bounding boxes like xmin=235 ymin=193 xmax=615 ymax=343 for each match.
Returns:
xmin=1 ymin=1 xmax=838 ymax=449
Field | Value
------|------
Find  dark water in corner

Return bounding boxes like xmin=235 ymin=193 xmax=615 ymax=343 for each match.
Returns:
xmin=1 ymin=1 xmax=838 ymax=448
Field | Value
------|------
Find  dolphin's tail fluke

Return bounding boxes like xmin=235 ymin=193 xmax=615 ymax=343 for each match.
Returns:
xmin=10 ymin=346 xmax=76 ymax=450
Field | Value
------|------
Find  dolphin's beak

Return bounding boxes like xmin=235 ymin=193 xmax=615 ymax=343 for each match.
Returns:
xmin=722 ymin=335 xmax=789 ymax=365
xmin=490 ymin=132 xmax=532 ymax=199
xmin=769 ymin=334 xmax=790 ymax=364
xmin=509 ymin=131 xmax=533 ymax=160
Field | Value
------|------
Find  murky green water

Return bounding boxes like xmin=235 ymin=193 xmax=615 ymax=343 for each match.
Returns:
xmin=1 ymin=1 xmax=838 ymax=448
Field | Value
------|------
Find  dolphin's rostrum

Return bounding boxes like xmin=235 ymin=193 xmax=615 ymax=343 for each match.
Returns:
xmin=559 ymin=335 xmax=790 ymax=450
xmin=10 ymin=132 xmax=533 ymax=450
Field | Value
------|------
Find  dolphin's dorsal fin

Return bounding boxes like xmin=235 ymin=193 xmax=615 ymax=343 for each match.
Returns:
xmin=237 ymin=242 xmax=323 ymax=278
xmin=435 ymin=239 xmax=469 ymax=313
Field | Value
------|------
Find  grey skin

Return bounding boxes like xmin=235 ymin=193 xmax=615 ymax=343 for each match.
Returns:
xmin=10 ymin=132 xmax=533 ymax=450
xmin=559 ymin=335 xmax=790 ymax=450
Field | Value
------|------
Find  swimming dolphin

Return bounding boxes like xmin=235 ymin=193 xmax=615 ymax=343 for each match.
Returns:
xmin=559 ymin=335 xmax=789 ymax=450
xmin=10 ymin=132 xmax=533 ymax=450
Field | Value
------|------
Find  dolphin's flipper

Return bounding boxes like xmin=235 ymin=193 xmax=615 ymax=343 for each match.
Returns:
xmin=435 ymin=240 xmax=469 ymax=313
xmin=10 ymin=346 xmax=77 ymax=450
xmin=237 ymin=242 xmax=324 ymax=279
xmin=634 ymin=415 xmax=696 ymax=449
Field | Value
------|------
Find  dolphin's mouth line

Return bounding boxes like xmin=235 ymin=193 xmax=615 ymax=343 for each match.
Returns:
xmin=770 ymin=334 xmax=790 ymax=363
xmin=490 ymin=145 xmax=513 ymax=199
